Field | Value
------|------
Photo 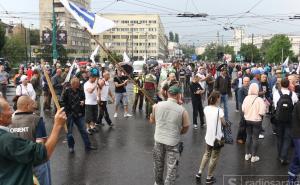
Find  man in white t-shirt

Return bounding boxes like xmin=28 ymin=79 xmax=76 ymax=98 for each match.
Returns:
xmin=84 ymin=68 xmax=99 ymax=135
xmin=97 ymin=71 xmax=114 ymax=127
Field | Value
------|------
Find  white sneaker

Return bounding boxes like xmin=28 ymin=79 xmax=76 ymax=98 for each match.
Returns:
xmin=114 ymin=113 xmax=118 ymax=118
xmin=193 ymin=125 xmax=198 ymax=129
xmin=259 ymin=134 xmax=264 ymax=139
xmin=124 ymin=113 xmax=132 ymax=117
xmin=251 ymin=156 xmax=260 ymax=163
xmin=245 ymin=154 xmax=252 ymax=161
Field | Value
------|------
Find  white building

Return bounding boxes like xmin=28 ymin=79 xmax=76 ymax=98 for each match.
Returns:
xmin=227 ymin=28 xmax=300 ymax=55
xmin=91 ymin=14 xmax=167 ymax=61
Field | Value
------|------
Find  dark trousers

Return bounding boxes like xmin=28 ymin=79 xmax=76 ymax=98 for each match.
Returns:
xmin=234 ymin=90 xmax=239 ymax=110
xmin=288 ymin=139 xmax=300 ymax=183
xmin=132 ymin=92 xmax=144 ymax=111
xmin=97 ymin=101 xmax=112 ymax=125
xmin=0 ymin=84 xmax=7 ymax=99
xmin=236 ymin=104 xmax=247 ymax=142
xmin=43 ymin=91 xmax=52 ymax=110
xmin=277 ymin=124 xmax=291 ymax=160
xmin=245 ymin=121 xmax=262 ymax=156
xmin=67 ymin=115 xmax=91 ymax=149
xmin=192 ymin=98 xmax=205 ymax=126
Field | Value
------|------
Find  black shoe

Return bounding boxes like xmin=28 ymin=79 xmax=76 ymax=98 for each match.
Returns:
xmin=280 ymin=159 xmax=290 ymax=165
xmin=206 ymin=176 xmax=216 ymax=184
xmin=108 ymin=123 xmax=114 ymax=127
xmin=69 ymin=148 xmax=75 ymax=153
xmin=195 ymin=173 xmax=201 ymax=180
xmin=86 ymin=128 xmax=93 ymax=135
xmin=91 ymin=127 xmax=99 ymax=133
xmin=95 ymin=122 xmax=105 ymax=126
xmin=86 ymin=145 xmax=97 ymax=151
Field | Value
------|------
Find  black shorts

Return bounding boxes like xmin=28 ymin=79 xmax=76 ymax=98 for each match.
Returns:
xmin=85 ymin=105 xmax=98 ymax=123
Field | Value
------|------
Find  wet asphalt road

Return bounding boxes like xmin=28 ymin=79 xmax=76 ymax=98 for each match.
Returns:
xmin=7 ymin=84 xmax=290 ymax=185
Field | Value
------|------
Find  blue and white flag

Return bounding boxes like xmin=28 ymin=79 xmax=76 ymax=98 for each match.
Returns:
xmin=90 ymin=45 xmax=100 ymax=64
xmin=60 ymin=0 xmax=115 ymax=35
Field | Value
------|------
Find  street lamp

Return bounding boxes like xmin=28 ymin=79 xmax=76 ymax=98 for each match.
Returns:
xmin=52 ymin=0 xmax=58 ymax=64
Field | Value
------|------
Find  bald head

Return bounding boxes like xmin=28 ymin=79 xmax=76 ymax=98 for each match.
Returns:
xmin=17 ymin=96 xmax=36 ymax=112
xmin=0 ymin=98 xmax=12 ymax=126
xmin=243 ymin=77 xmax=250 ymax=87
xmin=103 ymin=71 xmax=110 ymax=80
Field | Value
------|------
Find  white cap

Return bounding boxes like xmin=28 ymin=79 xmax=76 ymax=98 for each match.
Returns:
xmin=20 ymin=75 xmax=28 ymax=82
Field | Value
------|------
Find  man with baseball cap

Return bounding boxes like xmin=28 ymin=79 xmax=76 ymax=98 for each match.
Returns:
xmin=150 ymin=82 xmax=190 ymax=185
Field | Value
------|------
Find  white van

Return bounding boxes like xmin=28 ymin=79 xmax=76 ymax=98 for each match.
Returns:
xmin=133 ymin=60 xmax=146 ymax=77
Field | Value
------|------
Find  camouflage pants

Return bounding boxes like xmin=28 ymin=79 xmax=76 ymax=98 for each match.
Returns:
xmin=153 ymin=142 xmax=179 ymax=185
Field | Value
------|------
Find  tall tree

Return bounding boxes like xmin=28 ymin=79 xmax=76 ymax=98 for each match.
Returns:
xmin=260 ymin=39 xmax=271 ymax=63
xmin=2 ymin=36 xmax=26 ymax=66
xmin=30 ymin=29 xmax=40 ymax=45
xmin=169 ymin=31 xmax=174 ymax=42
xmin=264 ymin=34 xmax=294 ymax=64
xmin=240 ymin=43 xmax=260 ymax=63
xmin=174 ymin=33 xmax=179 ymax=43
xmin=0 ymin=24 xmax=5 ymax=55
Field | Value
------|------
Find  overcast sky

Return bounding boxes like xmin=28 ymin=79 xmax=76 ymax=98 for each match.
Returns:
xmin=1 ymin=0 xmax=300 ymax=46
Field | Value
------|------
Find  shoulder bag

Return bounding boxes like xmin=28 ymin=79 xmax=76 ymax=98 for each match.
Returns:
xmin=213 ymin=108 xmax=225 ymax=149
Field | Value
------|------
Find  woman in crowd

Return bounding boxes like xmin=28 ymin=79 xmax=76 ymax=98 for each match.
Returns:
xmin=16 ymin=75 xmax=36 ymax=101
xmin=190 ymin=75 xmax=205 ymax=129
xmin=242 ymin=83 xmax=266 ymax=163
xmin=195 ymin=91 xmax=225 ymax=184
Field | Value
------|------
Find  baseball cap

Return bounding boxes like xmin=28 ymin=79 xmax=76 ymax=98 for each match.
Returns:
xmin=168 ymin=83 xmax=182 ymax=94
xmin=90 ymin=68 xmax=99 ymax=77
xmin=252 ymin=69 xmax=261 ymax=75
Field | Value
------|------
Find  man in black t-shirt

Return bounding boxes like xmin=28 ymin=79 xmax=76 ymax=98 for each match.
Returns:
xmin=113 ymin=70 xmax=132 ymax=118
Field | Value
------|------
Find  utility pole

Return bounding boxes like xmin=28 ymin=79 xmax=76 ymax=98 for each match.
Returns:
xmin=131 ymin=25 xmax=134 ymax=60
xmin=217 ymin=31 xmax=219 ymax=45
xmin=52 ymin=0 xmax=58 ymax=64
xmin=281 ymin=48 xmax=284 ymax=63
xmin=23 ymin=22 xmax=28 ymax=67
xmin=126 ymin=36 xmax=128 ymax=54
xmin=251 ymin=33 xmax=254 ymax=63
xmin=145 ymin=32 xmax=148 ymax=60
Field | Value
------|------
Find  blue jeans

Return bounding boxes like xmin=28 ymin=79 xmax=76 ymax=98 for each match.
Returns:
xmin=220 ymin=94 xmax=229 ymax=121
xmin=288 ymin=139 xmax=300 ymax=184
xmin=33 ymin=161 xmax=51 ymax=185
xmin=67 ymin=115 xmax=91 ymax=149
xmin=277 ymin=125 xmax=291 ymax=160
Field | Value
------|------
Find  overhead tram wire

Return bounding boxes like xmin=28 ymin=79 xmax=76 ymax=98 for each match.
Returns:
xmin=119 ymin=0 xmax=178 ymax=14
xmin=130 ymin=0 xmax=181 ymax=14
xmin=96 ymin=0 xmax=119 ymax=13
xmin=230 ymin=0 xmax=265 ymax=24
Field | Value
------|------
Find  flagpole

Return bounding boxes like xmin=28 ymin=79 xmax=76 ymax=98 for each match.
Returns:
xmin=41 ymin=59 xmax=68 ymax=132
xmin=88 ymin=33 xmax=155 ymax=105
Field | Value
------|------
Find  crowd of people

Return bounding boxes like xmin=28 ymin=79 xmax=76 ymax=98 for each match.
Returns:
xmin=0 ymin=59 xmax=300 ymax=184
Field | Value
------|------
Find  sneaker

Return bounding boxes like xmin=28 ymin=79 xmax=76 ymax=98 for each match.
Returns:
xmin=195 ymin=173 xmax=201 ymax=180
xmin=114 ymin=113 xmax=118 ymax=118
xmin=69 ymin=148 xmax=74 ymax=153
xmin=201 ymin=124 xmax=206 ymax=128
xmin=259 ymin=134 xmax=264 ymax=139
xmin=245 ymin=154 xmax=252 ymax=161
xmin=235 ymin=109 xmax=239 ymax=113
xmin=237 ymin=139 xmax=245 ymax=144
xmin=193 ymin=125 xmax=198 ymax=129
xmin=86 ymin=128 xmax=93 ymax=135
xmin=124 ymin=113 xmax=132 ymax=117
xmin=251 ymin=156 xmax=260 ymax=163
xmin=108 ymin=123 xmax=114 ymax=127
xmin=206 ymin=176 xmax=216 ymax=184
xmin=85 ymin=145 xmax=97 ymax=151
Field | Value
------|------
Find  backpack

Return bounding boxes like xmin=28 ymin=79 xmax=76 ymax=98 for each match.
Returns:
xmin=275 ymin=90 xmax=294 ymax=123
